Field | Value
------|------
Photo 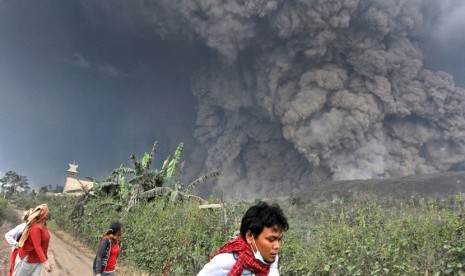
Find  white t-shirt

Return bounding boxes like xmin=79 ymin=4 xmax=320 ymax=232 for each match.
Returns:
xmin=197 ymin=252 xmax=279 ymax=276
xmin=4 ymin=222 xmax=26 ymax=252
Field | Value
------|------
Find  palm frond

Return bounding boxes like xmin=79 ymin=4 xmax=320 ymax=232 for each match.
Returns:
xmin=140 ymin=187 xmax=172 ymax=200
xmin=162 ymin=177 xmax=175 ymax=189
xmin=110 ymin=167 xmax=135 ymax=176
xmin=186 ymin=194 xmax=208 ymax=204
xmin=120 ymin=176 xmax=131 ymax=201
xmin=187 ymin=170 xmax=221 ymax=191
xmin=161 ymin=156 xmax=171 ymax=177
xmin=128 ymin=173 xmax=152 ymax=186
xmin=143 ymin=141 xmax=158 ymax=170
xmin=141 ymin=152 xmax=151 ymax=170
xmin=94 ymin=181 xmax=118 ymax=188
xmin=89 ymin=202 xmax=123 ymax=216
xmin=170 ymin=190 xmax=184 ymax=203
xmin=130 ymin=154 xmax=143 ymax=175
xmin=166 ymin=143 xmax=183 ymax=178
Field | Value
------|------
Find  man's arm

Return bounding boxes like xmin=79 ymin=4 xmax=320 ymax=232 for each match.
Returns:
xmin=197 ymin=260 xmax=221 ymax=276
xmin=197 ymin=254 xmax=232 ymax=276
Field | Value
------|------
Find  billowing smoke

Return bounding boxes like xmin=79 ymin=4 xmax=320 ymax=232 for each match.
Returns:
xmin=86 ymin=0 xmax=465 ymax=198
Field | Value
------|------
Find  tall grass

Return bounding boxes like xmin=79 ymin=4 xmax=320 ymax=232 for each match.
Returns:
xmin=279 ymin=194 xmax=465 ymax=275
xmin=15 ymin=193 xmax=465 ymax=275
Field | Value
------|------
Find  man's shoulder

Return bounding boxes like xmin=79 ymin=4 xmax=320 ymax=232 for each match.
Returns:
xmin=210 ymin=252 xmax=237 ymax=266
xmin=198 ymin=252 xmax=280 ymax=276
xmin=197 ymin=252 xmax=237 ymax=276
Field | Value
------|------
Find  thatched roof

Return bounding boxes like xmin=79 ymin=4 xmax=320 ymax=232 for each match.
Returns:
xmin=62 ymin=177 xmax=94 ymax=195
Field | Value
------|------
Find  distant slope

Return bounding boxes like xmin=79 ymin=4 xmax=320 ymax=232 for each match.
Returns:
xmin=298 ymin=171 xmax=465 ymax=200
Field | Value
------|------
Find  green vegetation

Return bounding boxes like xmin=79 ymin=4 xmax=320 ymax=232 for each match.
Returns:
xmin=0 ymin=198 xmax=20 ymax=225
xmin=3 ymin=142 xmax=464 ymax=275
xmin=279 ymin=194 xmax=465 ymax=275
xmin=89 ymin=141 xmax=220 ymax=211
xmin=11 ymin=192 xmax=463 ymax=275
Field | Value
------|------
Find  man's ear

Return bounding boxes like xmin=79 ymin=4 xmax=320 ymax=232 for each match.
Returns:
xmin=245 ymin=230 xmax=253 ymax=244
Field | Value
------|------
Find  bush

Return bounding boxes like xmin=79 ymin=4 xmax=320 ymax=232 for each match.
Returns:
xmin=0 ymin=199 xmax=10 ymax=224
xmin=117 ymin=201 xmax=227 ymax=275
xmin=22 ymin=193 xmax=465 ymax=275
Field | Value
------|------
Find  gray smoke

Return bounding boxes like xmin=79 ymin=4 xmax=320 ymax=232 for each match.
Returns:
xmin=85 ymin=0 xmax=465 ymax=198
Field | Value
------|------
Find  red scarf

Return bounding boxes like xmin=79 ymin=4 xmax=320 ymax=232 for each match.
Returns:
xmin=210 ymin=236 xmax=271 ymax=276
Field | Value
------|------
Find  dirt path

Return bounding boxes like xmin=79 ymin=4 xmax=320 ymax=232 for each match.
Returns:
xmin=1 ymin=207 xmax=95 ymax=276
xmin=44 ymin=230 xmax=94 ymax=275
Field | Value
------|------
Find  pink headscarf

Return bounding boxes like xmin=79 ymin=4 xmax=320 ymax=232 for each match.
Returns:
xmin=18 ymin=204 xmax=49 ymax=247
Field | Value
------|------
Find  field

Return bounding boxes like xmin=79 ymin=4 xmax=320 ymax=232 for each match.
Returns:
xmin=5 ymin=171 xmax=465 ymax=275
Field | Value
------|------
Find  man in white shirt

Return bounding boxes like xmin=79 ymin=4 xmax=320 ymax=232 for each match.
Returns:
xmin=197 ymin=201 xmax=289 ymax=276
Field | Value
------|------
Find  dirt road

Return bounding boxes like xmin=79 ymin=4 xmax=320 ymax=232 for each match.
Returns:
xmin=43 ymin=229 xmax=94 ymax=275
xmin=0 ymin=210 xmax=94 ymax=275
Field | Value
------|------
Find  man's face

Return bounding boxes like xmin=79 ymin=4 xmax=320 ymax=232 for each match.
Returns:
xmin=247 ymin=226 xmax=283 ymax=263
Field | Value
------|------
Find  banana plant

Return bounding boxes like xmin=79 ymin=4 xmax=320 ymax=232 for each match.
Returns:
xmin=70 ymin=178 xmax=96 ymax=220
xmin=138 ymin=169 xmax=221 ymax=205
xmin=92 ymin=141 xmax=160 ymax=200
xmin=92 ymin=140 xmax=221 ymax=210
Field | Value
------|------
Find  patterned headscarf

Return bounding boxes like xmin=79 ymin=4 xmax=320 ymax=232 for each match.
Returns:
xmin=209 ymin=236 xmax=271 ymax=276
xmin=18 ymin=204 xmax=49 ymax=247
xmin=22 ymin=208 xmax=33 ymax=221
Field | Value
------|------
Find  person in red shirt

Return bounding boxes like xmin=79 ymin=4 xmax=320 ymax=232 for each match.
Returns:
xmin=5 ymin=208 xmax=33 ymax=276
xmin=13 ymin=203 xmax=52 ymax=276
xmin=93 ymin=221 xmax=122 ymax=276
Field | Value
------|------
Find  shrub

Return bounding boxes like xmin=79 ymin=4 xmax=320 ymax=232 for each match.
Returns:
xmin=18 ymin=192 xmax=465 ymax=275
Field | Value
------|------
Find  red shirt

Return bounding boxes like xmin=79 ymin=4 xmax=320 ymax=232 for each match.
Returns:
xmin=104 ymin=242 xmax=120 ymax=272
xmin=18 ymin=223 xmax=50 ymax=263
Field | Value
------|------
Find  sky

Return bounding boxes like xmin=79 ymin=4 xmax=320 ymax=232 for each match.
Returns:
xmin=2 ymin=0 xmax=465 ymax=198
xmin=0 ymin=1 xmax=211 ymax=190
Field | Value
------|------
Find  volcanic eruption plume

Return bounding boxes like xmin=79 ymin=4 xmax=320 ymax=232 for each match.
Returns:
xmin=87 ymin=0 xmax=465 ymax=198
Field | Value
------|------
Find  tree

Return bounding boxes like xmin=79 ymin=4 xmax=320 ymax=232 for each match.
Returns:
xmin=0 ymin=171 xmax=30 ymax=198
xmin=38 ymin=185 xmax=49 ymax=195
xmin=92 ymin=141 xmax=220 ymax=210
xmin=47 ymin=184 xmax=64 ymax=193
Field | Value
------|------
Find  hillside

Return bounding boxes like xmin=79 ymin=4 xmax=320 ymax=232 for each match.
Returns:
xmin=297 ymin=171 xmax=465 ymax=200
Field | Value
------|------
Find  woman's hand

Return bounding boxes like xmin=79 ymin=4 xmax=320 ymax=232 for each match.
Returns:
xmin=42 ymin=260 xmax=52 ymax=272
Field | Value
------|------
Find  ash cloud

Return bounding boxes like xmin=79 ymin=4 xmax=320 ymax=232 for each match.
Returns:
xmin=86 ymin=0 xmax=465 ymax=198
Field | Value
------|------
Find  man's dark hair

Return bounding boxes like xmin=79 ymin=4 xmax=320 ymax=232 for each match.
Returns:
xmin=240 ymin=201 xmax=289 ymax=240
